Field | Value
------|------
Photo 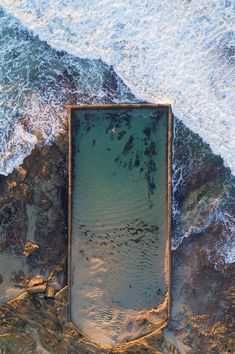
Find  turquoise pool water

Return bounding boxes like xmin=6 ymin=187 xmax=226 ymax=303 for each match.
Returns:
xmin=70 ymin=106 xmax=170 ymax=345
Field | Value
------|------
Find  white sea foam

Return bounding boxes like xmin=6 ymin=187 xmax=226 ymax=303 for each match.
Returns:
xmin=0 ymin=2 xmax=234 ymax=264
xmin=0 ymin=8 xmax=133 ymax=175
xmin=1 ymin=0 xmax=235 ymax=174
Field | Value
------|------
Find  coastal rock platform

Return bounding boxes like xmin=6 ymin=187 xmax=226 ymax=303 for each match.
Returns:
xmin=0 ymin=119 xmax=234 ymax=353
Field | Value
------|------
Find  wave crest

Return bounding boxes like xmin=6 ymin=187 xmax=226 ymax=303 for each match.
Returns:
xmin=1 ymin=0 xmax=235 ymax=174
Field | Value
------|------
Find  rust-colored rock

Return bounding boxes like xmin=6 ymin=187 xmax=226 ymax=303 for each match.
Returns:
xmin=0 ymin=287 xmax=178 ymax=353
xmin=15 ymin=166 xmax=27 ymax=181
xmin=31 ymin=128 xmax=45 ymax=145
xmin=0 ymin=120 xmax=233 ymax=353
xmin=28 ymin=275 xmax=46 ymax=288
xmin=15 ymin=182 xmax=32 ymax=204
xmin=23 ymin=241 xmax=40 ymax=257
xmin=45 ymin=284 xmax=56 ymax=298
xmin=27 ymin=284 xmax=47 ymax=294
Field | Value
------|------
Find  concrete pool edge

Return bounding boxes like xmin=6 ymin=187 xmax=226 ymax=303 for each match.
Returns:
xmin=67 ymin=103 xmax=172 ymax=348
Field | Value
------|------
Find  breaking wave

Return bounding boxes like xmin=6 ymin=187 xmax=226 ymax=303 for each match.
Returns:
xmin=0 ymin=8 xmax=134 ymax=175
xmin=1 ymin=0 xmax=235 ymax=174
xmin=0 ymin=2 xmax=234 ymax=265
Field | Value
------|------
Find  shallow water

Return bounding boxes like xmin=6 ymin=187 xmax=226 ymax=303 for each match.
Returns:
xmin=70 ymin=106 xmax=170 ymax=344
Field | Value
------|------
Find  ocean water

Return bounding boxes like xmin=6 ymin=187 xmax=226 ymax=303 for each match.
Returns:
xmin=71 ymin=107 xmax=169 ymax=344
xmin=1 ymin=0 xmax=235 ymax=174
xmin=0 ymin=8 xmax=134 ymax=176
xmin=0 ymin=3 xmax=234 ymax=264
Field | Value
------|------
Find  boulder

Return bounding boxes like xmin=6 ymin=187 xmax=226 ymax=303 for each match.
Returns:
xmin=45 ymin=284 xmax=56 ymax=299
xmin=28 ymin=275 xmax=46 ymax=288
xmin=15 ymin=166 xmax=27 ymax=181
xmin=23 ymin=241 xmax=40 ymax=257
xmin=27 ymin=284 xmax=47 ymax=294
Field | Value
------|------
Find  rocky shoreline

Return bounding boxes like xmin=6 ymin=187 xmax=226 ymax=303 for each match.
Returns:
xmin=0 ymin=125 xmax=68 ymax=304
xmin=0 ymin=118 xmax=234 ymax=353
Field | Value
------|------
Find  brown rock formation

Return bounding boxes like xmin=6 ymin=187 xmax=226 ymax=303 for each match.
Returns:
xmin=0 ymin=125 xmax=68 ymax=305
xmin=0 ymin=119 xmax=234 ymax=353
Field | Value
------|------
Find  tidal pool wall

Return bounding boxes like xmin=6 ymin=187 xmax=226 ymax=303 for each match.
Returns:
xmin=69 ymin=104 xmax=172 ymax=345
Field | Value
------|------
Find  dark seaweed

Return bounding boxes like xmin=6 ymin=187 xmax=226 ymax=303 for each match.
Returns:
xmin=123 ymin=136 xmax=134 ymax=155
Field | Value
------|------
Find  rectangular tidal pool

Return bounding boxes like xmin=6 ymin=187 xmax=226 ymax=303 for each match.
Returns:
xmin=69 ymin=104 xmax=171 ymax=346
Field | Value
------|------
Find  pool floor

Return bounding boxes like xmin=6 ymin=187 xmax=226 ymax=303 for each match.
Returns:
xmin=69 ymin=105 xmax=171 ymax=345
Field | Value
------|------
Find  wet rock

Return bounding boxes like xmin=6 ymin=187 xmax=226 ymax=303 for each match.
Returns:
xmin=1 ymin=205 xmax=27 ymax=255
xmin=28 ymin=275 xmax=46 ymax=288
xmin=27 ymin=275 xmax=47 ymax=294
xmin=0 ymin=121 xmax=67 ymax=329
xmin=40 ymin=160 xmax=52 ymax=179
xmin=0 ymin=115 xmax=233 ymax=352
xmin=0 ymin=287 xmax=178 ymax=353
xmin=7 ymin=179 xmax=17 ymax=189
xmin=15 ymin=166 xmax=27 ymax=181
xmin=37 ymin=193 xmax=53 ymax=212
xmin=23 ymin=241 xmax=40 ymax=257
xmin=45 ymin=284 xmax=56 ymax=298
xmin=169 ymin=231 xmax=235 ymax=353
xmin=40 ymin=144 xmax=51 ymax=157
xmin=0 ymin=273 xmax=3 ymax=284
xmin=102 ymin=66 xmax=118 ymax=102
xmin=12 ymin=270 xmax=27 ymax=288
xmin=27 ymin=284 xmax=47 ymax=294
xmin=0 ymin=242 xmax=7 ymax=252
xmin=54 ymin=129 xmax=68 ymax=154
xmin=31 ymin=128 xmax=45 ymax=145
xmin=15 ymin=182 xmax=32 ymax=204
